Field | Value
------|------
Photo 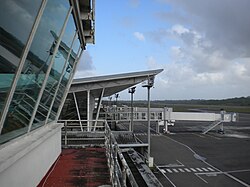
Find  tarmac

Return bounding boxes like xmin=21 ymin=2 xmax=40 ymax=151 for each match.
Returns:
xmin=133 ymin=113 xmax=250 ymax=187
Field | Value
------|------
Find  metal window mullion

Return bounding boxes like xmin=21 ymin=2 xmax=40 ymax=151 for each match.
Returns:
xmin=27 ymin=7 xmax=73 ymax=132
xmin=73 ymin=92 xmax=83 ymax=131
xmin=55 ymin=47 xmax=83 ymax=121
xmin=44 ymin=31 xmax=78 ymax=124
xmin=0 ymin=0 xmax=48 ymax=134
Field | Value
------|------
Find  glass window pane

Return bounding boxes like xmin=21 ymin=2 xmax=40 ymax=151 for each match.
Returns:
xmin=48 ymin=38 xmax=81 ymax=122
xmin=33 ymin=13 xmax=77 ymax=128
xmin=0 ymin=0 xmax=41 ymax=117
xmin=1 ymin=0 xmax=70 ymax=142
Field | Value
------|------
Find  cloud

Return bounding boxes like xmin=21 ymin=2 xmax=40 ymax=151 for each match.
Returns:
xmin=145 ymin=24 xmax=250 ymax=99
xmin=156 ymin=0 xmax=250 ymax=59
xmin=171 ymin=24 xmax=189 ymax=35
xmin=146 ymin=55 xmax=250 ymax=99
xmin=120 ymin=17 xmax=135 ymax=28
xmin=155 ymin=10 xmax=188 ymax=25
xmin=74 ymin=70 xmax=96 ymax=78
xmin=145 ymin=0 xmax=250 ymax=100
xmin=77 ymin=51 xmax=95 ymax=71
xmin=129 ymin=0 xmax=140 ymax=8
xmin=74 ymin=51 xmax=96 ymax=78
xmin=133 ymin=32 xmax=145 ymax=41
xmin=130 ymin=0 xmax=250 ymax=99
xmin=0 ymin=0 xmax=41 ymax=43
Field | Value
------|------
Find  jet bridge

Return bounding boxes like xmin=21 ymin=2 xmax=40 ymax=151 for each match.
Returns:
xmin=162 ymin=108 xmax=237 ymax=134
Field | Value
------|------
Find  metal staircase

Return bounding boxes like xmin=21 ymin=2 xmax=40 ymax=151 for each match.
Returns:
xmin=202 ymin=120 xmax=222 ymax=134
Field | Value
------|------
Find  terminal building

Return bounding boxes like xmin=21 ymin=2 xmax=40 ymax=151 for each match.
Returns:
xmin=0 ymin=0 xmax=96 ymax=186
xmin=0 ymin=0 xmax=163 ymax=186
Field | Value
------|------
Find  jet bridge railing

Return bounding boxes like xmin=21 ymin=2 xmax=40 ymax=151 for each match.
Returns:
xmin=100 ymin=107 xmax=238 ymax=134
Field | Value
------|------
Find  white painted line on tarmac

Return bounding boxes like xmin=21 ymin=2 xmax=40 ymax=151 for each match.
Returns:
xmin=160 ymin=169 xmax=166 ymax=174
xmin=225 ymin=173 xmax=250 ymax=187
xmin=178 ymin=168 xmax=185 ymax=172
xmin=162 ymin=135 xmax=249 ymax=187
xmin=195 ymin=173 xmax=208 ymax=184
xmin=172 ymin=169 xmax=179 ymax=173
xmin=196 ymin=171 xmax=221 ymax=175
xmin=196 ymin=168 xmax=203 ymax=172
xmin=184 ymin=168 xmax=191 ymax=172
xmin=190 ymin=168 xmax=197 ymax=172
xmin=176 ymin=160 xmax=185 ymax=166
xmin=197 ymin=171 xmax=250 ymax=187
xmin=157 ymin=166 xmax=177 ymax=187
xmin=227 ymin=169 xmax=250 ymax=174
xmin=166 ymin=169 xmax=173 ymax=173
xmin=207 ymin=167 xmax=215 ymax=172
xmin=202 ymin=168 xmax=209 ymax=172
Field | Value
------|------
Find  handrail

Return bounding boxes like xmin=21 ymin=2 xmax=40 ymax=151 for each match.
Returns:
xmin=104 ymin=120 xmax=138 ymax=187
xmin=59 ymin=119 xmax=139 ymax=186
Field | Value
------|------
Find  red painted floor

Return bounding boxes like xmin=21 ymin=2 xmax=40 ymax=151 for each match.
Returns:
xmin=38 ymin=148 xmax=111 ymax=187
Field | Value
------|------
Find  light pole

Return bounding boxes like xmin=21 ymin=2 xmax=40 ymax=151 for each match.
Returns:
xmin=115 ymin=93 xmax=119 ymax=120
xmin=142 ymin=76 xmax=154 ymax=166
xmin=128 ymin=86 xmax=136 ymax=132
xmin=107 ymin=96 xmax=112 ymax=119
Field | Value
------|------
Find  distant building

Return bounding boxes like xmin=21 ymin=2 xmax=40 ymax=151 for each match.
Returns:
xmin=0 ymin=0 xmax=95 ymax=186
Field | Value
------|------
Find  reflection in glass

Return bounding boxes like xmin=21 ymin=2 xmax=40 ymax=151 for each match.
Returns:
xmin=0 ymin=0 xmax=41 ymax=116
xmin=1 ymin=0 xmax=69 ymax=143
xmin=50 ymin=17 xmax=80 ymax=122
xmin=48 ymin=38 xmax=80 ymax=122
xmin=33 ymin=13 xmax=78 ymax=129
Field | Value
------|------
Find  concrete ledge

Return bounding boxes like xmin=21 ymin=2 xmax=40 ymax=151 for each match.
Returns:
xmin=0 ymin=123 xmax=63 ymax=187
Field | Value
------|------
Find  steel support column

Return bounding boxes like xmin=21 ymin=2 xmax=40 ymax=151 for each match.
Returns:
xmin=142 ymin=76 xmax=154 ymax=166
xmin=87 ymin=90 xmax=90 ymax=131
xmin=163 ymin=107 xmax=168 ymax=133
xmin=93 ymin=88 xmax=105 ymax=131
xmin=147 ymin=86 xmax=151 ymax=161
xmin=128 ymin=87 xmax=136 ymax=132
xmin=130 ymin=93 xmax=134 ymax=132
xmin=73 ymin=92 xmax=83 ymax=131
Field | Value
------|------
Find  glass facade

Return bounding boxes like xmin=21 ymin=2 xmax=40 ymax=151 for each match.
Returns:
xmin=34 ymin=13 xmax=80 ymax=127
xmin=0 ymin=0 xmax=85 ymax=144
xmin=48 ymin=39 xmax=80 ymax=122
xmin=0 ymin=0 xmax=42 ymax=116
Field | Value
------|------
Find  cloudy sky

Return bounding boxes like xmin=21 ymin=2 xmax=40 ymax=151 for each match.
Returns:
xmin=75 ymin=0 xmax=250 ymax=100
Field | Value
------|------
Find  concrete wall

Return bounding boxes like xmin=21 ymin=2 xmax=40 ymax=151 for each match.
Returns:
xmin=0 ymin=123 xmax=62 ymax=187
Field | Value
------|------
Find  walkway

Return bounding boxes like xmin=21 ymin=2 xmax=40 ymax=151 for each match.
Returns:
xmin=38 ymin=148 xmax=111 ymax=187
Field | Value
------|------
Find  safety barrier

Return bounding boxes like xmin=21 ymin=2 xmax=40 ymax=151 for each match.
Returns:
xmin=59 ymin=119 xmax=139 ymax=186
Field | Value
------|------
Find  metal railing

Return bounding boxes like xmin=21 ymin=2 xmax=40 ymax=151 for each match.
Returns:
xmin=59 ymin=119 xmax=139 ymax=186
xmin=104 ymin=120 xmax=138 ymax=187
xmin=59 ymin=119 xmax=106 ymax=146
